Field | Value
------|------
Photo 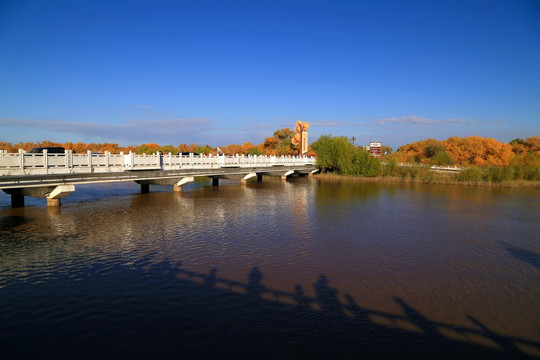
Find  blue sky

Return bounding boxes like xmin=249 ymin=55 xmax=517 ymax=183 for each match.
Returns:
xmin=1 ymin=0 xmax=539 ymax=150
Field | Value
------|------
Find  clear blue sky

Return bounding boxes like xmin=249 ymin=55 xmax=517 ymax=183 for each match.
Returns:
xmin=1 ymin=0 xmax=539 ymax=150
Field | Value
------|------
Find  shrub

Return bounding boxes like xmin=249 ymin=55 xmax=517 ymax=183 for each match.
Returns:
xmin=486 ymin=166 xmax=514 ymax=183
xmin=350 ymin=150 xmax=382 ymax=177
xmin=383 ymin=158 xmax=398 ymax=176
xmin=457 ymin=167 xmax=484 ymax=182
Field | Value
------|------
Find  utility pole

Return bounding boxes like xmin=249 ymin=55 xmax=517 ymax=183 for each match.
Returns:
xmin=350 ymin=136 xmax=357 ymax=144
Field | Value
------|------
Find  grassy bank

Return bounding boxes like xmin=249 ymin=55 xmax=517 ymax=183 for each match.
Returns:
xmin=312 ymin=168 xmax=540 ymax=189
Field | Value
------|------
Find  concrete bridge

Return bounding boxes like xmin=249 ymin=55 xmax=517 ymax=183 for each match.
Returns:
xmin=0 ymin=150 xmax=318 ymax=207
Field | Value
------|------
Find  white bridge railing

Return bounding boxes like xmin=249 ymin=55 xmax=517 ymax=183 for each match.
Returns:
xmin=0 ymin=150 xmax=316 ymax=176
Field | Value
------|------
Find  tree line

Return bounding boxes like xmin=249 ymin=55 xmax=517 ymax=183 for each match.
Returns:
xmin=3 ymin=131 xmax=539 ymax=182
xmin=0 ymin=127 xmax=314 ymax=156
xmin=310 ymin=135 xmax=540 ymax=183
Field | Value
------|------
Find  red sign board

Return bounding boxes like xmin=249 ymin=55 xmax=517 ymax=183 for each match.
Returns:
xmin=369 ymin=142 xmax=382 ymax=157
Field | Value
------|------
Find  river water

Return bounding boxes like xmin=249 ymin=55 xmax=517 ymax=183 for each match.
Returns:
xmin=1 ymin=177 xmax=539 ymax=359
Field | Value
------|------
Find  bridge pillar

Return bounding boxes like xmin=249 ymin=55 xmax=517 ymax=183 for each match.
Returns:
xmin=257 ymin=174 xmax=263 ymax=182
xmin=141 ymin=184 xmax=150 ymax=193
xmin=173 ymin=177 xmax=195 ymax=192
xmin=4 ymin=185 xmax=74 ymax=208
xmin=281 ymin=170 xmax=295 ymax=180
xmin=47 ymin=198 xmax=61 ymax=207
xmin=241 ymin=172 xmax=257 ymax=184
xmin=46 ymin=185 xmax=75 ymax=207
xmin=212 ymin=177 xmax=219 ymax=186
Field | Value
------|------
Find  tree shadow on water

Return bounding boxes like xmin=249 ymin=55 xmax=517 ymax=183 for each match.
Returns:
xmin=2 ymin=257 xmax=539 ymax=360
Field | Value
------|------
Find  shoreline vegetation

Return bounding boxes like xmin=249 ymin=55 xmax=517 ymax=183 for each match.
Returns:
xmin=310 ymin=135 xmax=540 ymax=189
xmin=312 ymin=170 xmax=540 ymax=189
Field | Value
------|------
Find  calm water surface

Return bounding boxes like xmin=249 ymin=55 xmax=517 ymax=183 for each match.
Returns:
xmin=1 ymin=178 xmax=539 ymax=359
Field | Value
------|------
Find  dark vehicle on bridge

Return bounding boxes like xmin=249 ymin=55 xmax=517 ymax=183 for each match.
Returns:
xmin=29 ymin=147 xmax=65 ymax=154
xmin=178 ymin=152 xmax=199 ymax=156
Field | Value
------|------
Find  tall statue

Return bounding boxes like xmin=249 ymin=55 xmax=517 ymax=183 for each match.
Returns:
xmin=292 ymin=121 xmax=310 ymax=155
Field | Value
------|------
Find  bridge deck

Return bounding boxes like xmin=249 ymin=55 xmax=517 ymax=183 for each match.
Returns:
xmin=0 ymin=165 xmax=317 ymax=189
xmin=0 ymin=151 xmax=317 ymax=189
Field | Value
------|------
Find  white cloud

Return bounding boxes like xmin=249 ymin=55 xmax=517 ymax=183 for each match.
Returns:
xmin=376 ymin=116 xmax=473 ymax=126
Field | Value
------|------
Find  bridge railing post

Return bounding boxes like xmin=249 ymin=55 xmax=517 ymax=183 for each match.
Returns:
xmin=43 ymin=149 xmax=49 ymax=174
xmin=66 ymin=150 xmax=72 ymax=168
xmin=105 ymin=151 xmax=110 ymax=170
xmin=87 ymin=150 xmax=92 ymax=171
xmin=19 ymin=149 xmax=25 ymax=169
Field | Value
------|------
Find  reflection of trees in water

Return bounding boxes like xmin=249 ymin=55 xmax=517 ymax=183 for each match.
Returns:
xmin=314 ymin=178 xmax=383 ymax=205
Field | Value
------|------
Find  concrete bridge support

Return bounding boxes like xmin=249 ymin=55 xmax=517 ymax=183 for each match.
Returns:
xmin=47 ymin=198 xmax=61 ymax=207
xmin=3 ymin=185 xmax=75 ymax=207
xmin=241 ymin=172 xmax=258 ymax=184
xmin=173 ymin=177 xmax=195 ymax=192
xmin=281 ymin=170 xmax=295 ymax=180
xmin=46 ymin=185 xmax=75 ymax=207
xmin=137 ymin=177 xmax=196 ymax=192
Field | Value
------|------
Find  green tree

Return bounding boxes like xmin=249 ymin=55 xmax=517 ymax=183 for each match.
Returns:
xmin=194 ymin=145 xmax=213 ymax=154
xmin=159 ymin=144 xmax=176 ymax=154
xmin=431 ymin=151 xmax=453 ymax=166
xmin=423 ymin=141 xmax=445 ymax=158
xmin=311 ymin=135 xmax=336 ymax=171
xmin=246 ymin=147 xmax=264 ymax=156
xmin=351 ymin=150 xmax=382 ymax=176
xmin=311 ymin=135 xmax=356 ymax=173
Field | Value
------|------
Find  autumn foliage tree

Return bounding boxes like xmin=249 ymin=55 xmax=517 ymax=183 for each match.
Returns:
xmin=442 ymin=136 xmax=513 ymax=166
xmin=395 ymin=136 xmax=515 ymax=167
xmin=262 ymin=128 xmax=295 ymax=155
xmin=510 ymin=136 xmax=540 ymax=155
xmin=394 ymin=138 xmax=452 ymax=166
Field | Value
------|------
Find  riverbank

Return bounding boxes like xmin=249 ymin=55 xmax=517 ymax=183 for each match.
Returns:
xmin=312 ymin=172 xmax=540 ymax=189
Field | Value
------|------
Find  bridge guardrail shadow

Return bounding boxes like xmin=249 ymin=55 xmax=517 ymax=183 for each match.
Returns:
xmin=138 ymin=258 xmax=540 ymax=359
xmin=2 ymin=255 xmax=539 ymax=359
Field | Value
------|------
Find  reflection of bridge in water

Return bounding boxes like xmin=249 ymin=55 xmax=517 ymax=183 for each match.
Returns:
xmin=0 ymin=151 xmax=317 ymax=207
xmin=152 ymin=260 xmax=540 ymax=359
